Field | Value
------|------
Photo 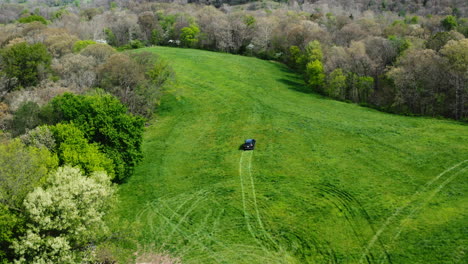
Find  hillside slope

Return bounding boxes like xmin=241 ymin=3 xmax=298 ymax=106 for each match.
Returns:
xmin=110 ymin=47 xmax=468 ymax=264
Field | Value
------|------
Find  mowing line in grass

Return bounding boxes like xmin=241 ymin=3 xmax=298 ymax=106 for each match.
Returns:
xmin=246 ymin=151 xmax=281 ymax=250
xmin=360 ymin=160 xmax=468 ymax=263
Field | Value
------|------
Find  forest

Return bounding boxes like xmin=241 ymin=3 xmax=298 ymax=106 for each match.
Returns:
xmin=0 ymin=0 xmax=467 ymax=263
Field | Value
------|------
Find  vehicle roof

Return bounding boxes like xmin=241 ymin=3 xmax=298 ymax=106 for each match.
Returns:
xmin=245 ymin=139 xmax=254 ymax=143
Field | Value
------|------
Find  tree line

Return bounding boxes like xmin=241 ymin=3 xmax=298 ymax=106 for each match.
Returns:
xmin=2 ymin=0 xmax=466 ymax=119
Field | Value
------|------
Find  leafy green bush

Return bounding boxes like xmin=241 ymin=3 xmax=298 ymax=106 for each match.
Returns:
xmin=17 ymin=15 xmax=47 ymax=25
xmin=180 ymin=24 xmax=200 ymax=48
xmin=47 ymin=93 xmax=145 ymax=182
xmin=0 ymin=139 xmax=58 ymax=209
xmin=117 ymin=40 xmax=145 ymax=51
xmin=0 ymin=42 xmax=51 ymax=89
xmin=49 ymin=123 xmax=115 ymax=178
xmin=72 ymin=40 xmax=96 ymax=53
xmin=441 ymin=15 xmax=458 ymax=31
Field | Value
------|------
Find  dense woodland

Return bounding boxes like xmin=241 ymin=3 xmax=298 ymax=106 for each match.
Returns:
xmin=0 ymin=0 xmax=467 ymax=263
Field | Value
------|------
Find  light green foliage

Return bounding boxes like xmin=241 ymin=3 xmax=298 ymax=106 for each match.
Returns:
xmin=302 ymin=41 xmax=325 ymax=91
xmin=440 ymin=39 xmax=468 ymax=73
xmin=72 ymin=40 xmax=96 ymax=53
xmin=441 ymin=15 xmax=458 ymax=31
xmin=13 ymin=166 xmax=114 ymax=264
xmin=326 ymin=68 xmax=346 ymax=99
xmin=49 ymin=123 xmax=115 ymax=178
xmin=305 ymin=59 xmax=325 ymax=91
xmin=109 ymin=47 xmax=468 ymax=264
xmin=180 ymin=24 xmax=200 ymax=48
xmin=288 ymin=45 xmax=307 ymax=72
xmin=0 ymin=139 xmax=58 ymax=209
xmin=48 ymin=93 xmax=145 ymax=182
xmin=0 ymin=42 xmax=51 ymax=89
xmin=305 ymin=40 xmax=323 ymax=62
xmin=17 ymin=15 xmax=47 ymax=25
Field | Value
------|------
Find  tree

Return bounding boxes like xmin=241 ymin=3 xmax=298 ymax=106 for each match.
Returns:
xmin=0 ymin=42 xmax=51 ymax=90
xmin=104 ymin=28 xmax=117 ymax=46
xmin=20 ymin=125 xmax=56 ymax=151
xmin=356 ymin=75 xmax=374 ymax=103
xmin=10 ymin=101 xmax=42 ymax=137
xmin=12 ymin=166 xmax=114 ymax=264
xmin=53 ymin=53 xmax=96 ymax=91
xmin=305 ymin=40 xmax=323 ymax=62
xmin=18 ymin=14 xmax=47 ymax=25
xmin=326 ymin=68 xmax=347 ymax=99
xmin=441 ymin=15 xmax=458 ymax=31
xmin=0 ymin=204 xmax=23 ymax=261
xmin=306 ymin=60 xmax=325 ymax=92
xmin=97 ymin=53 xmax=144 ymax=107
xmin=138 ymin=11 xmax=161 ymax=43
xmin=180 ymin=24 xmax=200 ymax=48
xmin=98 ymin=52 xmax=172 ymax=117
xmin=440 ymin=39 xmax=468 ymax=119
xmin=426 ymin=31 xmax=464 ymax=51
xmin=72 ymin=40 xmax=96 ymax=53
xmin=304 ymin=41 xmax=325 ymax=92
xmin=0 ymin=139 xmax=54 ymax=262
xmin=47 ymin=93 xmax=145 ymax=182
xmin=0 ymin=139 xmax=58 ymax=210
xmin=387 ymin=49 xmax=446 ymax=116
xmin=49 ymin=123 xmax=115 ymax=178
xmin=79 ymin=43 xmax=116 ymax=64
xmin=43 ymin=29 xmax=79 ymax=58
xmin=289 ymin=45 xmax=307 ymax=71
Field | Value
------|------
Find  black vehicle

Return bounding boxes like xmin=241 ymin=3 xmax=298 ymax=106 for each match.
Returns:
xmin=243 ymin=139 xmax=256 ymax=150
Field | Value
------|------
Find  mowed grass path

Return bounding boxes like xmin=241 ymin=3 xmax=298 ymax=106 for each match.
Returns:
xmin=110 ymin=47 xmax=468 ymax=264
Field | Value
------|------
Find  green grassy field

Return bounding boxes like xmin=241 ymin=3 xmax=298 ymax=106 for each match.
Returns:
xmin=109 ymin=46 xmax=468 ymax=264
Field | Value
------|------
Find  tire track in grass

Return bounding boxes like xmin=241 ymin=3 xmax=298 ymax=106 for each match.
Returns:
xmin=376 ymin=166 xmax=468 ymax=263
xmin=245 ymin=151 xmax=281 ymax=249
xmin=360 ymin=160 xmax=468 ymax=263
xmin=141 ymin=194 xmax=269 ymax=263
xmin=239 ymin=151 xmax=257 ymax=240
xmin=316 ymin=184 xmax=391 ymax=263
xmin=150 ymin=205 xmax=222 ymax=264
xmin=239 ymin=151 xmax=282 ymax=253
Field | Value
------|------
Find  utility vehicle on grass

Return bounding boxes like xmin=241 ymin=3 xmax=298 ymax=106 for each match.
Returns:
xmin=243 ymin=139 xmax=256 ymax=150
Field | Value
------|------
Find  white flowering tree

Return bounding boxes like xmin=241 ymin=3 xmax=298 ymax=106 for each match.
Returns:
xmin=12 ymin=166 xmax=115 ymax=264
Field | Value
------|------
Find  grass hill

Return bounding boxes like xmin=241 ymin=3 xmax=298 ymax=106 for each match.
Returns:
xmin=109 ymin=46 xmax=468 ymax=264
